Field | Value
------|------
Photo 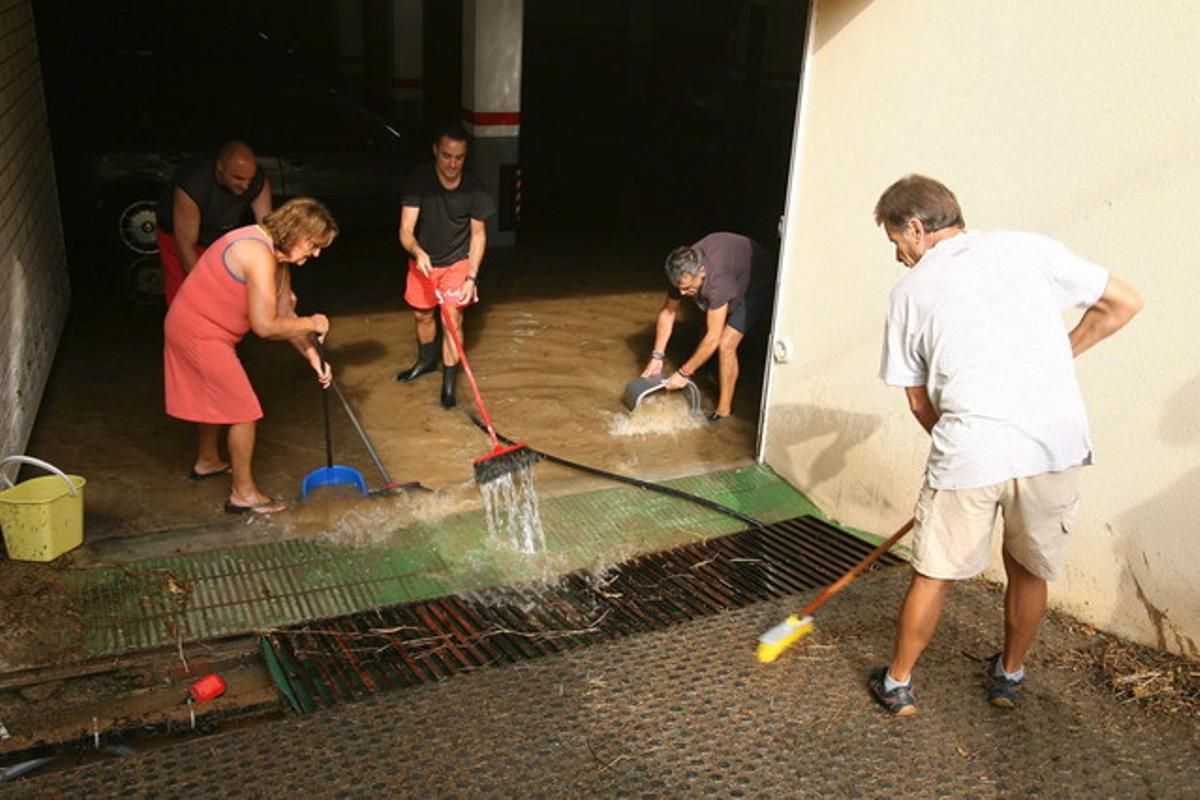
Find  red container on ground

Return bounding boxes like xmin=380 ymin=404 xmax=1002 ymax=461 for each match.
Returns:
xmin=188 ymin=673 xmax=227 ymax=702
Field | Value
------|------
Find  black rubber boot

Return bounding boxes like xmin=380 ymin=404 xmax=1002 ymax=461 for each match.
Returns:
xmin=396 ymin=340 xmax=439 ymax=382
xmin=441 ymin=364 xmax=459 ymax=410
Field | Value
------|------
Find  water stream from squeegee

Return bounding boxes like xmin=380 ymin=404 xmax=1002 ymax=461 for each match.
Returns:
xmin=479 ymin=464 xmax=547 ymax=555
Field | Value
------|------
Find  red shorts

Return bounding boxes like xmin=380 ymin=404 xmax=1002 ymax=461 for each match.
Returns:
xmin=157 ymin=229 xmax=207 ymax=306
xmin=404 ymin=258 xmax=475 ymax=309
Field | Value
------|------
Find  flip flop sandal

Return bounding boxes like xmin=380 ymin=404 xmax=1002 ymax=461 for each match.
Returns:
xmin=224 ymin=498 xmax=287 ymax=515
xmin=188 ymin=466 xmax=231 ymax=481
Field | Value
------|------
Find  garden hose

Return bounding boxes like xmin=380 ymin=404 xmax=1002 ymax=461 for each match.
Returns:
xmin=468 ymin=415 xmax=764 ymax=529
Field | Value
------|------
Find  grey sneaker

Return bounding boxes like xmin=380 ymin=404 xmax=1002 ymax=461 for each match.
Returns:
xmin=868 ymin=667 xmax=918 ymax=716
xmin=986 ymin=653 xmax=1024 ymax=708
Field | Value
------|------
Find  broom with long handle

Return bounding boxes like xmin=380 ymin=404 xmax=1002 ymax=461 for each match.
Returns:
xmin=435 ymin=291 xmax=539 ymax=484
xmin=757 ymin=517 xmax=914 ymax=663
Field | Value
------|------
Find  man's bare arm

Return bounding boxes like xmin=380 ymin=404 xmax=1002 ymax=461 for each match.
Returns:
xmin=905 ymin=385 xmax=940 ymax=434
xmin=653 ymin=296 xmax=680 ymax=353
xmin=398 ymin=205 xmax=430 ymax=275
xmin=681 ymin=304 xmax=729 ymax=375
xmin=172 ymin=189 xmax=203 ymax=273
xmin=642 ymin=296 xmax=680 ymax=377
xmin=468 ymin=218 xmax=487 ymax=276
xmin=249 ymin=175 xmax=272 ymax=223
xmin=1069 ymin=275 xmax=1143 ymax=357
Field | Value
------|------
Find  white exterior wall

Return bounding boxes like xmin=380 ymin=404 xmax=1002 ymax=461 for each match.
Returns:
xmin=0 ymin=0 xmax=70 ymax=479
xmin=765 ymin=0 xmax=1199 ymax=656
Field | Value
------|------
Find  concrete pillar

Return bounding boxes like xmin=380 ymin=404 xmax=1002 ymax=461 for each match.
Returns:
xmin=391 ymin=0 xmax=423 ymax=125
xmin=462 ymin=0 xmax=523 ymax=249
xmin=336 ymin=1 xmax=365 ymax=81
xmin=363 ymin=0 xmax=393 ymax=116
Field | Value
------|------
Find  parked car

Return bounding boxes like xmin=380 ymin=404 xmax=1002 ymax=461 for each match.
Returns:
xmin=53 ymin=68 xmax=423 ymax=258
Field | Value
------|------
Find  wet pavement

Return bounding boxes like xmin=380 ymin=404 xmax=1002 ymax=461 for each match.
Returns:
xmin=9 ymin=567 xmax=1197 ymax=798
xmin=24 ymin=229 xmax=766 ymax=543
xmin=0 ymin=466 xmax=819 ymax=672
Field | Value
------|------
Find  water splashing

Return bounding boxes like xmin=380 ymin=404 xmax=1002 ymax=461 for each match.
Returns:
xmin=606 ymin=395 xmax=706 ymax=437
xmin=479 ymin=466 xmax=547 ymax=555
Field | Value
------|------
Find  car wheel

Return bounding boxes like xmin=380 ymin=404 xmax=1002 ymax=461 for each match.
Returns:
xmin=105 ymin=184 xmax=163 ymax=255
xmin=123 ymin=254 xmax=164 ymax=307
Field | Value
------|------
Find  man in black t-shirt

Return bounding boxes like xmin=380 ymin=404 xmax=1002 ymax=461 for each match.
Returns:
xmin=396 ymin=123 xmax=495 ymax=409
xmin=156 ymin=140 xmax=272 ymax=305
xmin=641 ymin=232 xmax=776 ymax=420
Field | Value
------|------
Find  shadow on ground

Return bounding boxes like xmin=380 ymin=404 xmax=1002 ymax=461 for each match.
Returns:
xmin=12 ymin=567 xmax=1197 ymax=797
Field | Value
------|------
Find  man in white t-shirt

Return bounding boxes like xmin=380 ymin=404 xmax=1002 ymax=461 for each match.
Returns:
xmin=868 ymin=175 xmax=1142 ymax=716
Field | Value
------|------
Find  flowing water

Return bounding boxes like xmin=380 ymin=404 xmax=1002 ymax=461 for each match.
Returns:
xmin=604 ymin=393 xmax=707 ymax=437
xmin=479 ymin=466 xmax=547 ymax=555
xmin=26 ymin=235 xmax=762 ymax=542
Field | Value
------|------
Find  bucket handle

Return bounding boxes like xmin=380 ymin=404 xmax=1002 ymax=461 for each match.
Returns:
xmin=0 ymin=456 xmax=78 ymax=496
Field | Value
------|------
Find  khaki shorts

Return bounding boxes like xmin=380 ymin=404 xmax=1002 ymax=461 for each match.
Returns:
xmin=910 ymin=467 xmax=1081 ymax=581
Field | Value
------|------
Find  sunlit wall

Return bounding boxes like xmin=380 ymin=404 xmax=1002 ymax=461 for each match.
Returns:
xmin=765 ymin=0 xmax=1199 ymax=656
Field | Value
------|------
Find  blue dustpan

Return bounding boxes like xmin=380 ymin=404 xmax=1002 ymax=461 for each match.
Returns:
xmin=301 ymin=464 xmax=368 ymax=499
xmin=302 ymin=341 xmax=369 ymax=500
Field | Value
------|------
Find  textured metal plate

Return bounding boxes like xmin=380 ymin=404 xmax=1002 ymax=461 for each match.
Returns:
xmin=51 ymin=465 xmax=825 ymax=663
xmin=65 ymin=540 xmax=452 ymax=657
xmin=21 ymin=570 xmax=1199 ymax=798
xmin=263 ymin=516 xmax=900 ymax=711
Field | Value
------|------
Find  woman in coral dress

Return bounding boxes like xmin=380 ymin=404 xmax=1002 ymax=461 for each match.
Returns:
xmin=164 ymin=197 xmax=338 ymax=515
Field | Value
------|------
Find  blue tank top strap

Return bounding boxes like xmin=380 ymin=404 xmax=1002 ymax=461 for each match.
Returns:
xmin=220 ymin=231 xmax=273 ymax=284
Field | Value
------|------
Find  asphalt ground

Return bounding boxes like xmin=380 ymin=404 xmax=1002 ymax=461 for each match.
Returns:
xmin=10 ymin=566 xmax=1197 ymax=798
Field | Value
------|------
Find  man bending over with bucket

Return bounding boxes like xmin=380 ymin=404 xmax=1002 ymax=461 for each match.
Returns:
xmin=870 ymin=174 xmax=1142 ymax=715
xmin=642 ymin=233 xmax=775 ymax=421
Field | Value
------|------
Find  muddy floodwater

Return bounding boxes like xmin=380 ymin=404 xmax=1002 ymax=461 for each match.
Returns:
xmin=23 ymin=231 xmax=769 ymax=548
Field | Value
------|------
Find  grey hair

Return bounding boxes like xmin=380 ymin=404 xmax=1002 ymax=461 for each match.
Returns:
xmin=664 ymin=245 xmax=705 ymax=286
xmin=874 ymin=174 xmax=965 ymax=232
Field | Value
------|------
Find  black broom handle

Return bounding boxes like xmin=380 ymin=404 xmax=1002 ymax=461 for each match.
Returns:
xmin=330 ymin=380 xmax=394 ymax=488
xmin=313 ymin=335 xmax=334 ymax=468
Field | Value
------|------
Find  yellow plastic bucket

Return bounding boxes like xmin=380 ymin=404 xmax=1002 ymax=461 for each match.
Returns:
xmin=0 ymin=456 xmax=86 ymax=562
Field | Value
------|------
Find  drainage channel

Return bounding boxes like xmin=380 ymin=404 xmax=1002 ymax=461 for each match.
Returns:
xmin=263 ymin=515 xmax=901 ymax=712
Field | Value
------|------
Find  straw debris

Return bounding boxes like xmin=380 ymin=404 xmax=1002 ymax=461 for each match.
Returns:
xmin=1041 ymin=620 xmax=1199 ymax=724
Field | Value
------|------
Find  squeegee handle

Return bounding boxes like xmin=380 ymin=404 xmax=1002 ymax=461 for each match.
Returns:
xmin=330 ymin=380 xmax=393 ymax=487
xmin=436 ymin=301 xmax=501 ymax=448
xmin=312 ymin=335 xmax=334 ymax=468
xmin=797 ymin=517 xmax=915 ymax=618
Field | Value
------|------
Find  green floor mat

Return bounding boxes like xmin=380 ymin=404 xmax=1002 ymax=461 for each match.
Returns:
xmin=55 ymin=465 xmax=831 ymax=661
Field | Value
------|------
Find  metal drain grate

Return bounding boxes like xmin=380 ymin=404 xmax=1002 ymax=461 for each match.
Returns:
xmin=50 ymin=465 xmax=814 ymax=665
xmin=262 ymin=516 xmax=902 ymax=712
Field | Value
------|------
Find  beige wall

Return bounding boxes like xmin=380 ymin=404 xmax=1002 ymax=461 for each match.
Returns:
xmin=0 ymin=0 xmax=70 ymax=478
xmin=764 ymin=0 xmax=1199 ymax=656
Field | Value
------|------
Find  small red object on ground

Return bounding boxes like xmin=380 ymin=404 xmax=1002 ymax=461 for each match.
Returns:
xmin=188 ymin=673 xmax=227 ymax=703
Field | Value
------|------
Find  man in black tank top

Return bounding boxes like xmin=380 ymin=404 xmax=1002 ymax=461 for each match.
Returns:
xmin=155 ymin=140 xmax=273 ymax=304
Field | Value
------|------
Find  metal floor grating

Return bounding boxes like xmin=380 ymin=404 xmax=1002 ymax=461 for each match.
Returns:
xmin=48 ymin=465 xmax=822 ymax=664
xmin=65 ymin=540 xmax=452 ymax=656
xmin=262 ymin=515 xmax=901 ymax=712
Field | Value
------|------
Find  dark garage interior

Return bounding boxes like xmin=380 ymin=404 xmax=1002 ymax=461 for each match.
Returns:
xmin=20 ymin=0 xmax=808 ymax=536
xmin=3 ymin=3 xmax=1199 ymax=794
xmin=34 ymin=0 xmax=804 ymax=301
xmin=0 ymin=0 xmax=815 ymax=786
